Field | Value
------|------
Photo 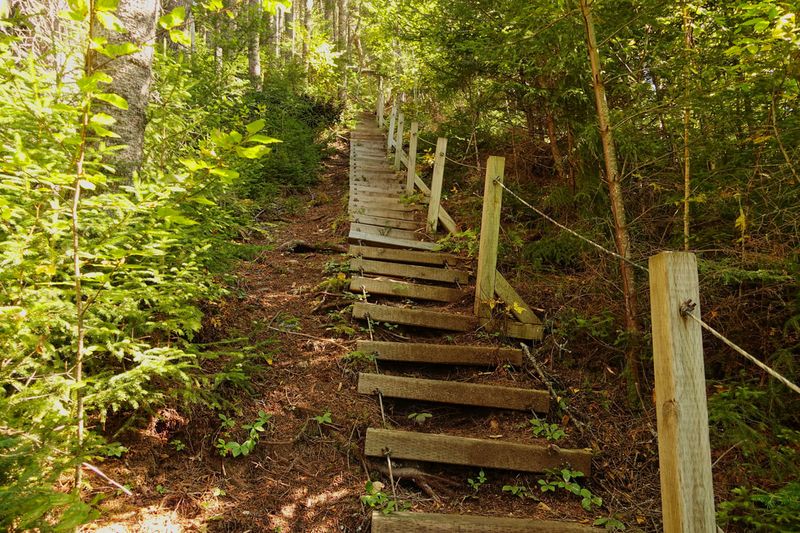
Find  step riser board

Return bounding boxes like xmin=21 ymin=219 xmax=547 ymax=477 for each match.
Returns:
xmin=350 ymin=209 xmax=418 ymax=222
xmin=352 ymin=302 xmax=478 ymax=332
xmin=350 ymin=216 xmax=420 ymax=231
xmin=371 ymin=512 xmax=598 ymax=533
xmin=348 ymin=232 xmax=440 ymax=251
xmin=365 ymin=429 xmax=592 ymax=474
xmin=350 ymin=258 xmax=470 ymax=284
xmin=351 ymin=276 xmax=467 ymax=303
xmin=356 ymin=340 xmax=523 ymax=366
xmin=350 ymin=223 xmax=420 ymax=241
xmin=358 ymin=373 xmax=549 ymax=412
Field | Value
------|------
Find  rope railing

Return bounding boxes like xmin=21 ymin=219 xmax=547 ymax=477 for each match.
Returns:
xmin=495 ymin=178 xmax=800 ymax=396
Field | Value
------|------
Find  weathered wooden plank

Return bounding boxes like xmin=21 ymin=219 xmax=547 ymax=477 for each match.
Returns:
xmin=427 ymin=137 xmax=448 ymax=232
xmin=350 ymin=223 xmax=420 ymax=241
xmin=350 ymin=215 xmax=420 ymax=231
xmin=350 ymin=189 xmax=404 ymax=199
xmin=352 ymin=303 xmax=478 ymax=332
xmin=356 ymin=340 xmax=523 ymax=366
xmin=371 ymin=512 xmax=598 ymax=533
xmin=351 ymin=276 xmax=467 ymax=303
xmin=475 ymin=157 xmax=504 ymax=318
xmin=494 ymin=271 xmax=542 ymax=325
xmin=348 ymin=246 xmax=461 ymax=267
xmin=649 ymin=252 xmax=715 ymax=532
xmin=405 ymin=122 xmax=419 ymax=193
xmin=350 ymin=258 xmax=469 ymax=284
xmin=349 ymin=208 xmax=418 ymax=222
xmin=480 ymin=318 xmax=544 ymax=341
xmin=394 ymin=111 xmax=405 ymax=170
xmin=365 ymin=429 xmax=592 ymax=474
xmin=349 ymin=200 xmax=421 ymax=212
xmin=348 ymin=232 xmax=440 ymax=251
xmin=387 ymin=104 xmax=397 ymax=151
xmin=358 ymin=373 xmax=549 ymax=412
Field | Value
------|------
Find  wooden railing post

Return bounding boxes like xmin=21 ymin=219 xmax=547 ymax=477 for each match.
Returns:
xmin=648 ymin=252 xmax=715 ymax=533
xmin=427 ymin=137 xmax=448 ymax=233
xmin=405 ymin=122 xmax=419 ymax=194
xmin=474 ymin=156 xmax=504 ymax=318
xmin=377 ymin=77 xmax=385 ymax=128
xmin=394 ymin=111 xmax=405 ymax=170
xmin=387 ymin=103 xmax=397 ymax=152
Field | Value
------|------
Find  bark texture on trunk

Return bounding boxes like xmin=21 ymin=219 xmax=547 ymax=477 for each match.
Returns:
xmin=247 ymin=0 xmax=262 ymax=89
xmin=94 ymin=0 xmax=158 ymax=178
xmin=579 ymin=0 xmax=641 ymax=392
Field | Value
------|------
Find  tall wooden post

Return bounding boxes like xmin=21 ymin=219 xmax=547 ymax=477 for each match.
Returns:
xmin=394 ymin=112 xmax=405 ymax=170
xmin=648 ymin=252 xmax=715 ymax=533
xmin=427 ymin=137 xmax=448 ymax=233
xmin=387 ymin=104 xmax=397 ymax=152
xmin=474 ymin=156 xmax=504 ymax=318
xmin=405 ymin=122 xmax=419 ymax=194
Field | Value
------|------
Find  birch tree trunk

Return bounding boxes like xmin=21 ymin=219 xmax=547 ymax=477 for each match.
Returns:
xmin=247 ymin=0 xmax=262 ymax=89
xmin=303 ymin=0 xmax=312 ymax=66
xmin=93 ymin=0 xmax=158 ymax=177
xmin=579 ymin=0 xmax=641 ymax=394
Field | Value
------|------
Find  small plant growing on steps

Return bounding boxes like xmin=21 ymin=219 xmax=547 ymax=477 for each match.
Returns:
xmin=593 ymin=515 xmax=626 ymax=530
xmin=529 ymin=416 xmax=566 ymax=441
xmin=407 ymin=412 xmax=432 ymax=425
xmin=215 ymin=411 xmax=273 ymax=458
xmin=502 ymin=484 xmax=533 ymax=499
xmin=467 ymin=469 xmax=487 ymax=494
xmin=538 ymin=468 xmax=602 ymax=511
xmin=361 ymin=480 xmax=410 ymax=515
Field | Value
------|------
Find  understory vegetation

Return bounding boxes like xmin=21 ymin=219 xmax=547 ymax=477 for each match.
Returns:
xmin=1 ymin=0 xmax=798 ymax=531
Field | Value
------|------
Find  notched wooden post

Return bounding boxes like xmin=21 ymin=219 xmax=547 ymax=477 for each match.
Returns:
xmin=648 ymin=251 xmax=715 ymax=533
xmin=394 ymin=111 xmax=405 ymax=170
xmin=473 ymin=156 xmax=504 ymax=318
xmin=427 ymin=137 xmax=448 ymax=233
xmin=405 ymin=122 xmax=419 ymax=194
xmin=387 ymin=102 xmax=397 ymax=152
xmin=377 ymin=77 xmax=385 ymax=128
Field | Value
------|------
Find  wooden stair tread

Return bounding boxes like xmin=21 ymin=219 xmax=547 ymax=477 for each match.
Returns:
xmin=371 ymin=512 xmax=597 ymax=532
xmin=349 ymin=245 xmax=462 ymax=266
xmin=357 ymin=373 xmax=549 ymax=412
xmin=364 ymin=428 xmax=592 ymax=474
xmin=351 ymin=276 xmax=467 ymax=303
xmin=350 ymin=223 xmax=420 ymax=241
xmin=356 ymin=340 xmax=523 ymax=366
xmin=349 ymin=215 xmax=420 ymax=231
xmin=350 ymin=257 xmax=470 ymax=284
xmin=348 ymin=232 xmax=440 ymax=251
xmin=352 ymin=303 xmax=478 ymax=332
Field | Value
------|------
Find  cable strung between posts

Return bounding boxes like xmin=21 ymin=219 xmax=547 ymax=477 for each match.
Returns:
xmin=416 ymin=136 xmax=481 ymax=170
xmin=494 ymin=178 xmax=649 ymax=273
xmin=495 ymin=179 xmax=800 ymax=396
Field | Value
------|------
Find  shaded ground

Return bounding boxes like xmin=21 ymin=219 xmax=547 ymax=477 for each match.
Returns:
xmin=84 ymin=131 xmax=663 ymax=532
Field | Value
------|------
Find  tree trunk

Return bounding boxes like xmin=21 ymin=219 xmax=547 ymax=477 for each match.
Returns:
xmin=273 ymin=6 xmax=283 ymax=59
xmin=303 ymin=0 xmax=313 ymax=67
xmin=545 ymin=111 xmax=568 ymax=184
xmin=247 ymin=0 xmax=262 ymax=89
xmin=93 ymin=0 xmax=159 ymax=178
xmin=579 ymin=0 xmax=641 ymax=394
xmin=682 ymin=2 xmax=694 ymax=251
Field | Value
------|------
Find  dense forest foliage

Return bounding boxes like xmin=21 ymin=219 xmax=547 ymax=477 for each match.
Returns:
xmin=0 ymin=0 xmax=797 ymax=530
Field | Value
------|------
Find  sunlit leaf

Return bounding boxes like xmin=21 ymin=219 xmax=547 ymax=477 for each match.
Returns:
xmin=96 ymin=11 xmax=125 ymax=33
xmin=94 ymin=92 xmax=128 ymax=110
xmin=159 ymin=6 xmax=186 ymax=30
xmin=246 ymin=119 xmax=266 ymax=134
xmin=169 ymin=29 xmax=192 ymax=47
xmin=236 ymin=145 xmax=271 ymax=159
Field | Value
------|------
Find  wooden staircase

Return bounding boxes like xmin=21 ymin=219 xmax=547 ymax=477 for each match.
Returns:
xmin=348 ymin=113 xmax=595 ymax=531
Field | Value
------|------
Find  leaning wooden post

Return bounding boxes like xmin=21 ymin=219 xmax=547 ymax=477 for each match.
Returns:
xmin=473 ymin=156 xmax=504 ymax=318
xmin=648 ymin=252 xmax=715 ymax=533
xmin=387 ymin=103 xmax=397 ymax=152
xmin=377 ymin=77 xmax=385 ymax=128
xmin=394 ymin=112 xmax=405 ymax=170
xmin=405 ymin=122 xmax=419 ymax=194
xmin=427 ymin=137 xmax=448 ymax=233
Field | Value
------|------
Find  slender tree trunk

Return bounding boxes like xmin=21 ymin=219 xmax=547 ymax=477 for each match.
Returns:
xmin=247 ymin=0 xmax=262 ymax=90
xmin=545 ymin=111 xmax=568 ymax=183
xmin=273 ymin=6 xmax=283 ymax=59
xmin=682 ymin=2 xmax=693 ymax=251
xmin=93 ymin=0 xmax=158 ymax=177
xmin=579 ymin=0 xmax=641 ymax=394
xmin=303 ymin=0 xmax=312 ymax=65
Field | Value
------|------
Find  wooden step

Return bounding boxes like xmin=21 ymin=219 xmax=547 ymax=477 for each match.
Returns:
xmin=348 ymin=232 xmax=440 ymax=251
xmin=349 ymin=246 xmax=462 ymax=267
xmin=356 ymin=340 xmax=523 ymax=366
xmin=350 ymin=223 xmax=420 ymax=241
xmin=352 ymin=303 xmax=478 ymax=332
xmin=371 ymin=512 xmax=597 ymax=532
xmin=350 ymin=258 xmax=469 ymax=284
xmin=365 ymin=428 xmax=592 ymax=474
xmin=352 ymin=276 xmax=466 ymax=303
xmin=349 ymin=198 xmax=422 ymax=211
xmin=350 ymin=215 xmax=420 ymax=231
xmin=358 ymin=373 xmax=549 ymax=412
xmin=349 ymin=208 xmax=418 ymax=222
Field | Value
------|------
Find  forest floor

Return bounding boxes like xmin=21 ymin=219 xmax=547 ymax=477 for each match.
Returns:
xmin=84 ymin=132 xmax=666 ymax=532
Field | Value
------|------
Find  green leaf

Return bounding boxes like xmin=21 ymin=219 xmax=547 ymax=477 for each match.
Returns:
xmin=246 ymin=119 xmax=266 ymax=134
xmin=169 ymin=29 xmax=192 ymax=47
xmin=159 ymin=6 xmax=186 ymax=30
xmin=95 ymin=0 xmax=120 ymax=12
xmin=90 ymin=113 xmax=116 ymax=126
xmin=96 ymin=42 xmax=140 ymax=59
xmin=96 ymin=11 xmax=125 ymax=32
xmin=78 ymin=179 xmax=96 ymax=190
xmin=94 ymin=93 xmax=128 ymax=110
xmin=210 ymin=168 xmax=239 ymax=180
xmin=236 ymin=145 xmax=271 ymax=159
xmin=206 ymin=0 xmax=224 ymax=12
xmin=248 ymin=134 xmax=282 ymax=144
